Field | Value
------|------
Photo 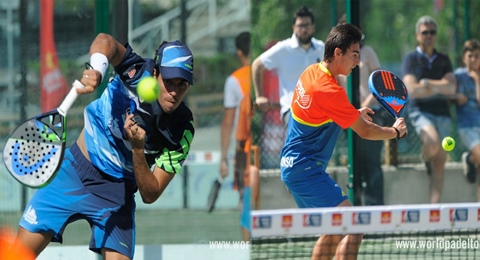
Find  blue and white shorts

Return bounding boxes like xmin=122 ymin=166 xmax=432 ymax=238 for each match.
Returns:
xmin=458 ymin=127 xmax=480 ymax=151
xmin=19 ymin=142 xmax=137 ymax=258
xmin=409 ymin=111 xmax=451 ymax=139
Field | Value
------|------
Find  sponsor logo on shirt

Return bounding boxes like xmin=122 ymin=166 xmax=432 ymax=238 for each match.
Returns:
xmin=280 ymin=156 xmax=294 ymax=168
xmin=293 ymin=79 xmax=312 ymax=109
xmin=23 ymin=205 xmax=38 ymax=225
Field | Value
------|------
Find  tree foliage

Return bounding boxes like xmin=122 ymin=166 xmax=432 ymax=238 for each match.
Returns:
xmin=251 ymin=0 xmax=480 ymax=73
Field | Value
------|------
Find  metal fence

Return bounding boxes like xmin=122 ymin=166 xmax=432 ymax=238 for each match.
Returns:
xmin=0 ymin=0 xmax=474 ymax=252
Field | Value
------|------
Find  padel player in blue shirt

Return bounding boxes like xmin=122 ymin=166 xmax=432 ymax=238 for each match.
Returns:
xmin=14 ymin=33 xmax=195 ymax=260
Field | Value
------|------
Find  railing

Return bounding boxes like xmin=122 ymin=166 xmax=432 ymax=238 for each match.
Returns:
xmin=129 ymin=0 xmax=250 ymax=56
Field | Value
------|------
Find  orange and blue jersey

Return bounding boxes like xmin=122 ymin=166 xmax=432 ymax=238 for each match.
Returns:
xmin=280 ymin=63 xmax=359 ymax=182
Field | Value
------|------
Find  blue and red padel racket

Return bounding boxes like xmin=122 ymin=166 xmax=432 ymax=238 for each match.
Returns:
xmin=368 ymin=70 xmax=408 ymax=119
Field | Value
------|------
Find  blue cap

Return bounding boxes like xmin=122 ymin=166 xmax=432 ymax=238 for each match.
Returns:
xmin=156 ymin=41 xmax=194 ymax=85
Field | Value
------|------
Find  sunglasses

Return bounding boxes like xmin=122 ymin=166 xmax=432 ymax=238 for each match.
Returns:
xmin=421 ymin=30 xmax=437 ymax=36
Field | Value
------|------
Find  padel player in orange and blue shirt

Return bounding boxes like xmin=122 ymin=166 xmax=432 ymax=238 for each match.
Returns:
xmin=280 ymin=23 xmax=408 ymax=260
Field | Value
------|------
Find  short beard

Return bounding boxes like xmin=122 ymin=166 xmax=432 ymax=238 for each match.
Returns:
xmin=297 ymin=35 xmax=313 ymax=45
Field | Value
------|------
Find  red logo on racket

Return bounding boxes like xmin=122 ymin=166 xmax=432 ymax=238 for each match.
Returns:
xmin=381 ymin=71 xmax=396 ymax=91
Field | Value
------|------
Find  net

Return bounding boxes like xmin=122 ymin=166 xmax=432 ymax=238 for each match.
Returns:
xmin=251 ymin=203 xmax=480 ymax=259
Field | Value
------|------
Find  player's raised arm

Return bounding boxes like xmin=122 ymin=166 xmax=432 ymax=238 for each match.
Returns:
xmin=78 ymin=33 xmax=126 ymax=94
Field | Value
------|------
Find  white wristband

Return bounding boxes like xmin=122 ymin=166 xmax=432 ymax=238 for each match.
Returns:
xmin=90 ymin=53 xmax=109 ymax=82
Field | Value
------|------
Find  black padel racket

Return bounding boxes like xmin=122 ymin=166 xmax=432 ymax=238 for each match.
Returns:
xmin=207 ymin=176 xmax=223 ymax=212
xmin=368 ymin=70 xmax=409 ymax=118
xmin=3 ymin=80 xmax=84 ymax=188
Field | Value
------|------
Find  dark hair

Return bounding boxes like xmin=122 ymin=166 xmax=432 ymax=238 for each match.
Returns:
xmin=235 ymin=32 xmax=250 ymax=56
xmin=323 ymin=23 xmax=362 ymax=62
xmin=337 ymin=14 xmax=365 ymax=46
xmin=462 ymin=39 xmax=480 ymax=55
xmin=293 ymin=6 xmax=315 ymax=25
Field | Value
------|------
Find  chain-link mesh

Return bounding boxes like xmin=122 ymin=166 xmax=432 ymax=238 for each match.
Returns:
xmin=251 ymin=105 xmax=467 ymax=170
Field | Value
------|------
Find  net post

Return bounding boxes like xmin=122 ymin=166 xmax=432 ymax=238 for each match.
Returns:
xmin=346 ymin=0 xmax=362 ymax=206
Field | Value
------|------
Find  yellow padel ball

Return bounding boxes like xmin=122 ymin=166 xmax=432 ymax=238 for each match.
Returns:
xmin=137 ymin=76 xmax=159 ymax=103
xmin=442 ymin=136 xmax=455 ymax=152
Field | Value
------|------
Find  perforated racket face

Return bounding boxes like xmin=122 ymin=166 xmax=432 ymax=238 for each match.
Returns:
xmin=3 ymin=113 xmax=66 ymax=188
xmin=368 ymin=70 xmax=409 ymax=118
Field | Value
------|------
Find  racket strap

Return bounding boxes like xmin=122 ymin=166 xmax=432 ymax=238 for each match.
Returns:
xmin=393 ymin=127 xmax=400 ymax=140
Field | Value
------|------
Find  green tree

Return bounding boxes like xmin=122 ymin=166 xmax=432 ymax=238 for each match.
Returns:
xmin=252 ymin=0 xmax=480 ymax=71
